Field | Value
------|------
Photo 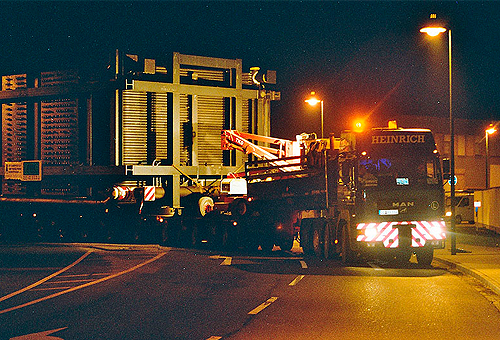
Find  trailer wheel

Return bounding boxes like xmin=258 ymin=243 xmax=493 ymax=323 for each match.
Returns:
xmin=160 ymin=218 xmax=181 ymax=246
xmin=230 ymin=198 xmax=248 ymax=216
xmin=416 ymin=248 xmax=434 ymax=266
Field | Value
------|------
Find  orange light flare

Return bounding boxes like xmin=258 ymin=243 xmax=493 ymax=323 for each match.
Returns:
xmin=353 ymin=120 xmax=365 ymax=133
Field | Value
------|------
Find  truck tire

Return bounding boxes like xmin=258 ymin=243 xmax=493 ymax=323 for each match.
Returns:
xmin=300 ymin=219 xmax=313 ymax=255
xmin=312 ymin=220 xmax=324 ymax=257
xmin=416 ymin=248 xmax=434 ymax=266
xmin=341 ymin=222 xmax=354 ymax=264
xmin=323 ymin=221 xmax=331 ymax=259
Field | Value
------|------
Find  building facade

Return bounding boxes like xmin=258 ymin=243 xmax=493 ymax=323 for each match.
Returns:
xmin=397 ymin=115 xmax=499 ymax=191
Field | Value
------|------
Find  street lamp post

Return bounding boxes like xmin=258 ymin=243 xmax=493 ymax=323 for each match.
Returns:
xmin=486 ymin=124 xmax=497 ymax=189
xmin=421 ymin=16 xmax=457 ymax=255
xmin=305 ymin=92 xmax=328 ymax=210
xmin=305 ymin=92 xmax=324 ymax=138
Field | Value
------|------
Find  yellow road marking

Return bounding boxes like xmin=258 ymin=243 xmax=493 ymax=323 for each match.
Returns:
xmin=289 ymin=275 xmax=305 ymax=286
xmin=30 ymin=287 xmax=71 ymax=291
xmin=221 ymin=257 xmax=232 ymax=266
xmin=0 ymin=250 xmax=93 ymax=303
xmin=248 ymin=296 xmax=278 ymax=315
xmin=0 ymin=252 xmax=168 ymax=315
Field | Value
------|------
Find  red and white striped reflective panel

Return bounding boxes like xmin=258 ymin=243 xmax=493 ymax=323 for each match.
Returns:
xmin=144 ymin=186 xmax=155 ymax=202
xmin=112 ymin=186 xmax=130 ymax=200
xmin=356 ymin=221 xmax=445 ymax=248
xmin=411 ymin=221 xmax=446 ymax=247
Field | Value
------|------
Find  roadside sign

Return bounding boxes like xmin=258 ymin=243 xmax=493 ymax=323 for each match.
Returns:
xmin=4 ymin=160 xmax=42 ymax=181
xmin=447 ymin=175 xmax=457 ymax=186
xmin=4 ymin=162 xmax=23 ymax=180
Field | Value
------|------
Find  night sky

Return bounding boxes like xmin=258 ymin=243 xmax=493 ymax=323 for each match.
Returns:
xmin=2 ymin=1 xmax=499 ymax=139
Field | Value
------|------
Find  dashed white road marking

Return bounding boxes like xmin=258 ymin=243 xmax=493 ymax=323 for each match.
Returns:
xmin=206 ymin=337 xmax=222 ymax=340
xmin=248 ymin=296 xmax=278 ymax=315
xmin=299 ymin=260 xmax=308 ymax=269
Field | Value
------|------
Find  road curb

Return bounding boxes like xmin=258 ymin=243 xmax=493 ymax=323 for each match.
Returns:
xmin=434 ymin=256 xmax=500 ymax=297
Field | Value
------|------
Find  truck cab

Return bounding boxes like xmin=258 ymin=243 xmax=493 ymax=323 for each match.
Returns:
xmin=352 ymin=123 xmax=446 ymax=264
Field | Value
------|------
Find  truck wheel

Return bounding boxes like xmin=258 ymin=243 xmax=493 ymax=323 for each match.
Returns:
xmin=416 ymin=248 xmax=434 ymax=266
xmin=323 ymin=221 xmax=331 ymax=259
xmin=300 ymin=219 xmax=313 ymax=255
xmin=312 ymin=222 xmax=323 ymax=257
xmin=341 ymin=222 xmax=353 ymax=264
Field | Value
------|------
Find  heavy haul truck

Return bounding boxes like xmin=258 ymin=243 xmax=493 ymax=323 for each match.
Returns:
xmin=220 ymin=121 xmax=446 ymax=264
xmin=0 ymin=51 xmax=279 ymax=244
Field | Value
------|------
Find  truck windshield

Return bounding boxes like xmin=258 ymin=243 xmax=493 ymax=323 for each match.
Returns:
xmin=358 ymin=153 xmax=440 ymax=187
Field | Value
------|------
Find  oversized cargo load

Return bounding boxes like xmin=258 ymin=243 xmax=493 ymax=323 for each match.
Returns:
xmin=0 ymin=51 xmax=280 ymax=244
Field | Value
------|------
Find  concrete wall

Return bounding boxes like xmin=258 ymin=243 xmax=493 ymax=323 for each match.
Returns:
xmin=475 ymin=187 xmax=500 ymax=233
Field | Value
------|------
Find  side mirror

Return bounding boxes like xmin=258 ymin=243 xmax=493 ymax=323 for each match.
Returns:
xmin=442 ymin=158 xmax=450 ymax=180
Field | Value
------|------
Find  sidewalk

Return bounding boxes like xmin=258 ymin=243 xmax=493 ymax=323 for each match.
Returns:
xmin=434 ymin=243 xmax=500 ymax=296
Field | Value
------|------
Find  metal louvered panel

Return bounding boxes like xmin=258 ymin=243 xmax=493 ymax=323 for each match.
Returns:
xmin=152 ymin=93 xmax=169 ymax=160
xmin=242 ymin=99 xmax=250 ymax=133
xmin=197 ymin=95 xmax=224 ymax=165
xmin=121 ymin=91 xmax=169 ymax=165
xmin=179 ymin=68 xmax=225 ymax=82
xmin=179 ymin=94 xmax=190 ymax=164
xmin=122 ymin=91 xmax=148 ymax=164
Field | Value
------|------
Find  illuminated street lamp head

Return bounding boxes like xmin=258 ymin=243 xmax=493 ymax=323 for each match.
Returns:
xmin=420 ymin=13 xmax=447 ymax=37
xmin=486 ymin=124 xmax=497 ymax=135
xmin=305 ymin=91 xmax=322 ymax=106
xmin=420 ymin=26 xmax=447 ymax=37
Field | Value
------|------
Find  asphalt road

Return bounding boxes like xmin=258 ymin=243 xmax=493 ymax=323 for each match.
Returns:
xmin=0 ymin=241 xmax=500 ymax=340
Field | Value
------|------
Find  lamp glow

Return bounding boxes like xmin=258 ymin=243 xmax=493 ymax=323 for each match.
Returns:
xmin=420 ymin=27 xmax=446 ymax=37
